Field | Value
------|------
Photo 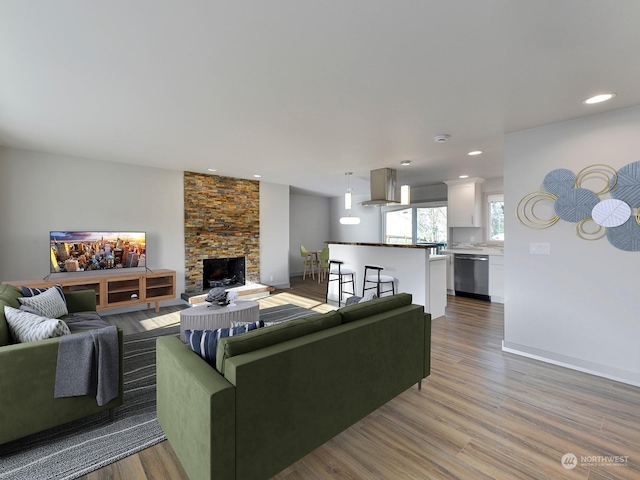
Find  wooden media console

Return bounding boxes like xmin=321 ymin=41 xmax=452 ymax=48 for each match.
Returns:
xmin=4 ymin=269 xmax=176 ymax=313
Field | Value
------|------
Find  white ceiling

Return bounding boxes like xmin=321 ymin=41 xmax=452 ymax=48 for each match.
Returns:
xmin=2 ymin=1 xmax=640 ymax=198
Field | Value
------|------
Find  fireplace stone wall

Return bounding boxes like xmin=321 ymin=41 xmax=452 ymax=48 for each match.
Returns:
xmin=184 ymin=172 xmax=260 ymax=293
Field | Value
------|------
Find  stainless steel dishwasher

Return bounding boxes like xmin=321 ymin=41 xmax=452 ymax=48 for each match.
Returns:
xmin=454 ymin=254 xmax=490 ymax=301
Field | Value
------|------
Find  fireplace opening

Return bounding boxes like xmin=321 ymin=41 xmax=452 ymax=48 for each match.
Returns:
xmin=203 ymin=257 xmax=246 ymax=289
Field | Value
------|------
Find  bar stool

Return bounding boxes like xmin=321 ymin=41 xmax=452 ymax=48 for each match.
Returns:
xmin=363 ymin=265 xmax=395 ymax=298
xmin=325 ymin=260 xmax=356 ymax=306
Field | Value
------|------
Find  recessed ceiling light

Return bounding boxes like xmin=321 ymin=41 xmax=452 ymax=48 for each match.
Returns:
xmin=459 ymin=175 xmax=469 ymax=179
xmin=253 ymin=174 xmax=261 ymax=178
xmin=207 ymin=168 xmax=216 ymax=172
xmin=468 ymin=150 xmax=483 ymax=156
xmin=583 ymin=93 xmax=616 ymax=105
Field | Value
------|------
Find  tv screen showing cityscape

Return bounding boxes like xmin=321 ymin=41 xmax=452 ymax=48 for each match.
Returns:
xmin=50 ymin=231 xmax=146 ymax=273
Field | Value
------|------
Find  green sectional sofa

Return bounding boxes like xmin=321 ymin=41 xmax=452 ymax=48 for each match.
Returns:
xmin=0 ymin=283 xmax=124 ymax=445
xmin=157 ymin=293 xmax=431 ymax=480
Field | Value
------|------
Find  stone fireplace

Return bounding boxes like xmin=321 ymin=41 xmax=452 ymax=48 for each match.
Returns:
xmin=203 ymin=257 xmax=246 ymax=289
xmin=183 ymin=171 xmax=260 ymax=294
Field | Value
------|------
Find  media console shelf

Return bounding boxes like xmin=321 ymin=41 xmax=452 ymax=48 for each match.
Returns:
xmin=4 ymin=269 xmax=176 ymax=313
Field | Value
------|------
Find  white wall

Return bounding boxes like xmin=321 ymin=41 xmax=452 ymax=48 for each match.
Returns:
xmin=503 ymin=106 xmax=640 ymax=386
xmin=260 ymin=182 xmax=290 ymax=288
xmin=0 ymin=147 xmax=186 ymax=305
xmin=289 ymin=193 xmax=331 ymax=276
xmin=410 ymin=183 xmax=447 ymax=203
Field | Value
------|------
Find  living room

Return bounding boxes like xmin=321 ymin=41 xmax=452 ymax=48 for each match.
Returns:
xmin=2 ymin=1 xmax=640 ymax=479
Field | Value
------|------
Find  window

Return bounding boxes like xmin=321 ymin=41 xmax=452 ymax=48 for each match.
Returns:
xmin=384 ymin=203 xmax=447 ymax=245
xmin=487 ymin=194 xmax=504 ymax=242
xmin=417 ymin=206 xmax=448 ymax=244
xmin=384 ymin=208 xmax=412 ymax=244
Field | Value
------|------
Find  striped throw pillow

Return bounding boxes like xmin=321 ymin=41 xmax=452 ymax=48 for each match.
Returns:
xmin=4 ymin=306 xmax=71 ymax=343
xmin=19 ymin=286 xmax=69 ymax=319
xmin=185 ymin=321 xmax=264 ymax=370
xmin=20 ymin=284 xmax=67 ymax=304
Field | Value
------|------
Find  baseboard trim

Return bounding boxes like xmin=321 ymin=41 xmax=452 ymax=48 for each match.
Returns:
xmin=502 ymin=341 xmax=640 ymax=387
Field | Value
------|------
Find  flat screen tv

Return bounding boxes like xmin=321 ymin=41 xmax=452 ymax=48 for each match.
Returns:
xmin=50 ymin=231 xmax=146 ymax=273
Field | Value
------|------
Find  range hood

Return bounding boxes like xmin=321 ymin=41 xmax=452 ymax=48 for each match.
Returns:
xmin=360 ymin=168 xmax=400 ymax=206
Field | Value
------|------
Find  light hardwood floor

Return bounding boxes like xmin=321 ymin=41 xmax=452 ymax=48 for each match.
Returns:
xmin=81 ymin=277 xmax=640 ymax=480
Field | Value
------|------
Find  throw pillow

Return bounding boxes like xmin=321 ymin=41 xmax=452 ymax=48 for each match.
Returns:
xmin=4 ymin=306 xmax=71 ymax=343
xmin=19 ymin=304 xmax=43 ymax=315
xmin=359 ymin=291 xmax=378 ymax=303
xmin=345 ymin=292 xmax=376 ymax=306
xmin=231 ymin=319 xmax=285 ymax=328
xmin=20 ymin=284 xmax=67 ymax=304
xmin=345 ymin=296 xmax=362 ymax=306
xmin=185 ymin=321 xmax=264 ymax=369
xmin=18 ymin=286 xmax=69 ymax=318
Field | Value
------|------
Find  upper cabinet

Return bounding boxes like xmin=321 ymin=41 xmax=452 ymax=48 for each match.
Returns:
xmin=444 ymin=178 xmax=485 ymax=227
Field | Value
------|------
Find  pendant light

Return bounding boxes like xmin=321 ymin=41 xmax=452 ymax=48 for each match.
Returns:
xmin=340 ymin=172 xmax=361 ymax=225
xmin=400 ymin=160 xmax=411 ymax=205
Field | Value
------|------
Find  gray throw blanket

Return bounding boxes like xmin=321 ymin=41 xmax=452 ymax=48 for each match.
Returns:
xmin=54 ymin=325 xmax=119 ymax=406
xmin=63 ymin=311 xmax=112 ymax=332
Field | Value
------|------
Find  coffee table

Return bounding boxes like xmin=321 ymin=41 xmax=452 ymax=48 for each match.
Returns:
xmin=179 ymin=300 xmax=260 ymax=342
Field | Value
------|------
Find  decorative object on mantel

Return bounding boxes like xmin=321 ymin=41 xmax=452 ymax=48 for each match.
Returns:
xmin=340 ymin=172 xmax=361 ymax=225
xmin=517 ymin=160 xmax=640 ymax=251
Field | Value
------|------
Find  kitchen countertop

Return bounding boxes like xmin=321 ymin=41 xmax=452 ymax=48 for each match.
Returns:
xmin=441 ymin=248 xmax=504 ymax=256
xmin=326 ymin=241 xmax=439 ymax=249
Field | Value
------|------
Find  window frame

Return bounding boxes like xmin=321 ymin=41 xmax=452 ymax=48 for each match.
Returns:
xmin=485 ymin=192 xmax=504 ymax=243
xmin=382 ymin=201 xmax=448 ymax=245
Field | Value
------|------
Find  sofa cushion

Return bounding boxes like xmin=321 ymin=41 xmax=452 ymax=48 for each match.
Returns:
xmin=216 ymin=310 xmax=342 ymax=374
xmin=4 ymin=305 xmax=71 ymax=343
xmin=0 ymin=284 xmax=23 ymax=345
xmin=18 ymin=286 xmax=69 ymax=319
xmin=339 ymin=293 xmax=413 ymax=324
xmin=186 ymin=321 xmax=264 ymax=369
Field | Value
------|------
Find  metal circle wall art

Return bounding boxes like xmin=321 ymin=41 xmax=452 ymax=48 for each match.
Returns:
xmin=609 ymin=160 xmax=640 ymax=207
xmin=515 ymin=191 xmax=559 ymax=229
xmin=575 ymin=218 xmax=606 ymax=241
xmin=554 ymin=188 xmax=600 ymax=222
xmin=575 ymin=164 xmax=618 ymax=195
xmin=591 ymin=199 xmax=631 ymax=228
xmin=517 ymin=161 xmax=640 ymax=252
xmin=542 ymin=168 xmax=576 ymax=195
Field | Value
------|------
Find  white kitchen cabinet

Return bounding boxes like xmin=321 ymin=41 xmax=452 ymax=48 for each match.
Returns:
xmin=429 ymin=256 xmax=447 ymax=318
xmin=445 ymin=253 xmax=455 ymax=294
xmin=489 ymin=255 xmax=504 ymax=303
xmin=444 ymin=177 xmax=485 ymax=227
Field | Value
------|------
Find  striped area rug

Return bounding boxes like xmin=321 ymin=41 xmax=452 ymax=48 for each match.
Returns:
xmin=258 ymin=304 xmax=316 ymax=324
xmin=0 ymin=325 xmax=179 ymax=480
xmin=0 ymin=305 xmax=315 ymax=479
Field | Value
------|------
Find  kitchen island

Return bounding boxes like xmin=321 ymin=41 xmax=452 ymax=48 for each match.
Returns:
xmin=326 ymin=241 xmax=446 ymax=318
